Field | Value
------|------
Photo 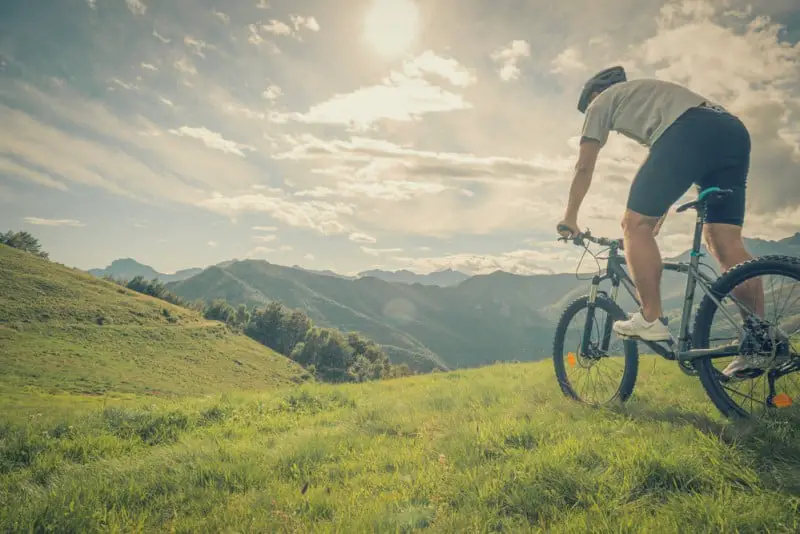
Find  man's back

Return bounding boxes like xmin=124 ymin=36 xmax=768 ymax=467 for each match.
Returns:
xmin=582 ymin=78 xmax=709 ymax=148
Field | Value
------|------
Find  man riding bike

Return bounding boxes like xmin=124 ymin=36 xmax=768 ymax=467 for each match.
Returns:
xmin=556 ymin=65 xmax=764 ymax=378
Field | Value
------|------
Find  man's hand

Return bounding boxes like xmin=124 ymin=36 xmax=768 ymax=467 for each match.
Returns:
xmin=557 ymin=219 xmax=581 ymax=238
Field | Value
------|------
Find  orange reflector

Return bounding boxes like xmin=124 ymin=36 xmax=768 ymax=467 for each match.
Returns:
xmin=773 ymin=393 xmax=793 ymax=408
xmin=567 ymin=352 xmax=577 ymax=367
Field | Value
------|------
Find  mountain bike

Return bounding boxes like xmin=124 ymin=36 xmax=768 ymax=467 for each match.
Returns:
xmin=552 ymin=187 xmax=800 ymax=419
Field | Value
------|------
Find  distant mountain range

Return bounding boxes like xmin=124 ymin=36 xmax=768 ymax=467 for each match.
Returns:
xmin=88 ymin=233 xmax=800 ymax=372
xmin=88 ymin=258 xmax=203 ymax=284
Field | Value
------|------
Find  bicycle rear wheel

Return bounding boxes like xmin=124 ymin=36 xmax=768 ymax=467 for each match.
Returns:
xmin=553 ymin=295 xmax=639 ymax=406
xmin=693 ymin=255 xmax=800 ymax=419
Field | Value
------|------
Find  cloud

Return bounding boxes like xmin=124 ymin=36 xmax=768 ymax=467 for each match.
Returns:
xmin=173 ymin=57 xmax=197 ymax=75
xmin=213 ymin=10 xmax=230 ymax=24
xmin=125 ymin=0 xmax=146 ymax=16
xmin=86 ymin=0 xmax=97 ymax=9
xmin=262 ymin=20 xmax=292 ymax=36
xmin=262 ymin=85 xmax=282 ymax=100
xmin=361 ymin=246 xmax=403 ymax=256
xmin=391 ymin=247 xmax=579 ymax=275
xmin=304 ymin=254 xmax=315 ymax=261
xmin=551 ymin=47 xmax=586 ymax=74
xmin=168 ymin=126 xmax=255 ymax=157
xmin=198 ymin=192 xmax=353 ymax=235
xmin=256 ymin=0 xmax=270 ymax=8
xmin=253 ymin=234 xmax=277 ymax=243
xmin=141 ymin=62 xmax=158 ymax=71
xmin=402 ymin=51 xmax=477 ymax=87
xmin=207 ymin=240 xmax=217 ymax=248
xmin=279 ymin=245 xmax=293 ymax=251
xmin=153 ymin=29 xmax=171 ymax=44
xmin=291 ymin=51 xmax=473 ymax=128
xmin=23 ymin=217 xmax=85 ymax=227
xmin=290 ymin=15 xmax=320 ymax=32
xmin=349 ymin=232 xmax=377 ymax=244
xmin=252 ymin=225 xmax=278 ymax=232
xmin=490 ymin=40 xmax=531 ymax=81
xmin=184 ymin=36 xmax=213 ymax=59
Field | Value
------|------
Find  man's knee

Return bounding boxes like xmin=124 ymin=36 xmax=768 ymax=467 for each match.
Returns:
xmin=621 ymin=209 xmax=660 ymax=236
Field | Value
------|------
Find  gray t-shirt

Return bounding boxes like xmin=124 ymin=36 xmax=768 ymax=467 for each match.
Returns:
xmin=581 ymin=79 xmax=712 ymax=148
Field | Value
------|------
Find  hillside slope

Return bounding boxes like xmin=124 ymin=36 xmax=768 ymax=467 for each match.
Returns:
xmin=0 ymin=245 xmax=308 ymax=396
xmin=2 ymin=358 xmax=798 ymax=532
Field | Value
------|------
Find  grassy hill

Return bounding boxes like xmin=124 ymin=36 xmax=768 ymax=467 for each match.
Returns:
xmin=0 ymin=245 xmax=309 ymax=397
xmin=2 ymin=358 xmax=798 ymax=532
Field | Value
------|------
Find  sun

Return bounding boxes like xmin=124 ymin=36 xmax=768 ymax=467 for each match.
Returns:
xmin=363 ymin=0 xmax=419 ymax=58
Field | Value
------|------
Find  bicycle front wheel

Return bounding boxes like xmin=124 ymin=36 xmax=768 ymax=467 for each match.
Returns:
xmin=693 ymin=255 xmax=800 ymax=419
xmin=553 ymin=295 xmax=639 ymax=406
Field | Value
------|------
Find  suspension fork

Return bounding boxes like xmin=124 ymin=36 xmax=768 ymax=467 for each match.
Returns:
xmin=580 ymin=275 xmax=603 ymax=356
xmin=600 ymin=281 xmax=620 ymax=352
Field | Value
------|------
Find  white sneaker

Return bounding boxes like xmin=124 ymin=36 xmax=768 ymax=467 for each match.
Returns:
xmin=613 ymin=312 xmax=671 ymax=341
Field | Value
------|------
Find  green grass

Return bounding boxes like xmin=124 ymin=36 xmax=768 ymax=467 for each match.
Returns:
xmin=0 ymin=245 xmax=309 ymax=396
xmin=2 ymin=358 xmax=798 ymax=533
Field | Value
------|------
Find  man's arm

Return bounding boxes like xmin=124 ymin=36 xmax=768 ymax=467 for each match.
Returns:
xmin=559 ymin=138 xmax=601 ymax=235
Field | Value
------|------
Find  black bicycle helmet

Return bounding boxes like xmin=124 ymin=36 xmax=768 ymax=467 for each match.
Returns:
xmin=577 ymin=65 xmax=627 ymax=113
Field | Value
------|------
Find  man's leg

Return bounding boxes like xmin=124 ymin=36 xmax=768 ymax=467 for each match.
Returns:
xmin=704 ymin=223 xmax=764 ymax=317
xmin=621 ymin=210 xmax=664 ymax=321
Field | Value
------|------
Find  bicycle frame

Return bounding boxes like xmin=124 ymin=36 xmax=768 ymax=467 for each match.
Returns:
xmin=582 ymin=207 xmax=743 ymax=362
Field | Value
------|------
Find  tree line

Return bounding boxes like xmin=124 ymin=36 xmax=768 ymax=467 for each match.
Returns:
xmin=2 ymin=229 xmax=413 ymax=383
xmin=117 ymin=275 xmax=414 ymax=383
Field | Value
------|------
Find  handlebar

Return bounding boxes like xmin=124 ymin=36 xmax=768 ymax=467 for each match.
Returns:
xmin=557 ymin=224 xmax=624 ymax=250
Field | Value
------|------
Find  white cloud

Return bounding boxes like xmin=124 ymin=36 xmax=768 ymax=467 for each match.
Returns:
xmin=168 ymin=126 xmax=255 ymax=157
xmin=262 ymin=20 xmax=292 ymax=36
xmin=304 ymin=253 xmax=315 ymax=261
xmin=207 ymin=240 xmax=218 ymax=247
xmin=292 ymin=51 xmax=473 ymax=128
xmin=252 ymin=225 xmax=278 ymax=232
xmin=86 ymin=0 xmax=97 ymax=9
xmin=159 ymin=96 xmax=175 ymax=108
xmin=551 ymin=47 xmax=586 ymax=74
xmin=392 ymin=248 xmax=577 ymax=276
xmin=490 ymin=40 xmax=531 ymax=81
xmin=253 ymin=234 xmax=277 ymax=243
xmin=402 ymin=51 xmax=476 ymax=87
xmin=361 ymin=246 xmax=403 ymax=256
xmin=262 ymin=85 xmax=282 ymax=100
xmin=213 ymin=10 xmax=230 ymax=23
xmin=349 ymin=232 xmax=377 ymax=244
xmin=0 ymin=156 xmax=68 ymax=191
xmin=279 ymin=245 xmax=293 ymax=251
xmin=125 ymin=0 xmax=146 ymax=16
xmin=173 ymin=57 xmax=197 ymax=75
xmin=23 ymin=217 xmax=85 ymax=227
xmin=199 ymin=192 xmax=353 ymax=235
xmin=290 ymin=15 xmax=320 ymax=32
xmin=184 ymin=36 xmax=212 ymax=59
xmin=110 ymin=78 xmax=138 ymax=91
xmin=153 ymin=30 xmax=171 ymax=43
xmin=141 ymin=62 xmax=158 ymax=71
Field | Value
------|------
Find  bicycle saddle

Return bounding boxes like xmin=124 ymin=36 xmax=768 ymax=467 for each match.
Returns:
xmin=676 ymin=187 xmax=734 ymax=213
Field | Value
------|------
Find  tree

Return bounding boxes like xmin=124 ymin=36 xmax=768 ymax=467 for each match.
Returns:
xmin=0 ymin=230 xmax=49 ymax=259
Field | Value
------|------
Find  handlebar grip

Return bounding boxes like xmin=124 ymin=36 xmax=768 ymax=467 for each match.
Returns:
xmin=557 ymin=224 xmax=574 ymax=235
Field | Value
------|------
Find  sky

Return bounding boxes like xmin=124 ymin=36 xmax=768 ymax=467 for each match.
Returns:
xmin=0 ymin=0 xmax=798 ymax=276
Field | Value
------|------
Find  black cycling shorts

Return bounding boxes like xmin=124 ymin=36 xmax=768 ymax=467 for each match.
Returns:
xmin=627 ymin=105 xmax=751 ymax=226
